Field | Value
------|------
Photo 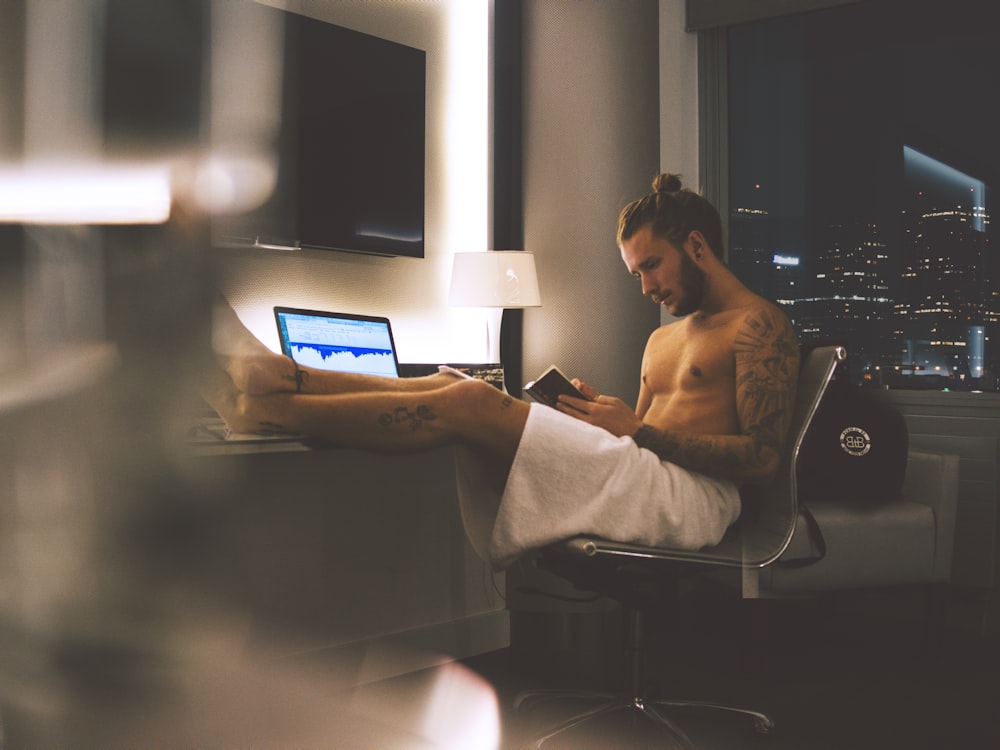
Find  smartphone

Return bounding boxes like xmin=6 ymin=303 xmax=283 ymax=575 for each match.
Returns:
xmin=524 ymin=365 xmax=589 ymax=408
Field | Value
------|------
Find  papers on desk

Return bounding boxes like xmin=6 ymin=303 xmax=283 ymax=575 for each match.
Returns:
xmin=187 ymin=415 xmax=303 ymax=444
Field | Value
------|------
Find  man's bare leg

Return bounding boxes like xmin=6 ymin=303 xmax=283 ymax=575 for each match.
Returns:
xmin=212 ymin=373 xmax=530 ymax=467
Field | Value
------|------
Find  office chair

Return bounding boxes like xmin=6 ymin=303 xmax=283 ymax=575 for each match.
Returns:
xmin=513 ymin=345 xmax=845 ymax=749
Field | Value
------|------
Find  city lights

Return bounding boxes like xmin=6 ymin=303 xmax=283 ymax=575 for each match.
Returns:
xmin=730 ymin=155 xmax=995 ymax=390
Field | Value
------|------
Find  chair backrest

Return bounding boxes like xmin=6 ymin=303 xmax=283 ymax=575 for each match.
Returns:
xmin=550 ymin=345 xmax=846 ymax=570
xmin=737 ymin=344 xmax=845 ymax=567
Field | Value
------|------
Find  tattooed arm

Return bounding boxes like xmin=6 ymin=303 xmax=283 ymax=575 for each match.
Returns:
xmin=632 ymin=306 xmax=799 ymax=484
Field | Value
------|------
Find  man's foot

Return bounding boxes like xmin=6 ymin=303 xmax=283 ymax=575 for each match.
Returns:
xmin=223 ymin=353 xmax=305 ymax=396
xmin=211 ymin=300 xmax=306 ymax=395
xmin=200 ymin=366 xmax=247 ymax=432
xmin=203 ymin=363 xmax=296 ymax=435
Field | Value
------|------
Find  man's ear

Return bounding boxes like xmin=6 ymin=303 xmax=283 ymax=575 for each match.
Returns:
xmin=686 ymin=230 xmax=708 ymax=260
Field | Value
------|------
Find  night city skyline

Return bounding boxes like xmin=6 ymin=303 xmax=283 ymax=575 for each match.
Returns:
xmin=730 ymin=162 xmax=995 ymax=390
xmin=726 ymin=0 xmax=999 ymax=391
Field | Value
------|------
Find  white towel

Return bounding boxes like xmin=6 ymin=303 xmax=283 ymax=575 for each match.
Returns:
xmin=455 ymin=403 xmax=741 ymax=569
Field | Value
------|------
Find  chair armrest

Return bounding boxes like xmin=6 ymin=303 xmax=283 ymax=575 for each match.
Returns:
xmin=904 ymin=450 xmax=959 ymax=582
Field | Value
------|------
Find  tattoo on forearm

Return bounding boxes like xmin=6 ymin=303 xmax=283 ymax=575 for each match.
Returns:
xmin=634 ymin=425 xmax=746 ymax=477
xmin=378 ymin=404 xmax=438 ymax=430
xmin=633 ymin=424 xmax=668 ymax=452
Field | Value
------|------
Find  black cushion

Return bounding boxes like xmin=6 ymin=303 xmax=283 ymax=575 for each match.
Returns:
xmin=797 ymin=377 xmax=908 ymax=505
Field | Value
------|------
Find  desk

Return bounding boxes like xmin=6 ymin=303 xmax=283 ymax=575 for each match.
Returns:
xmin=186 ymin=437 xmax=509 ymax=683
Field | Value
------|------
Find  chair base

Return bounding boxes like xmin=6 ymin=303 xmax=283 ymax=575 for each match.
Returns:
xmin=514 ymin=687 xmax=774 ymax=749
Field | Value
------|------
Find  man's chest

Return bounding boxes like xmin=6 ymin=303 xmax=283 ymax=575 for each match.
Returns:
xmin=643 ymin=322 xmax=737 ymax=395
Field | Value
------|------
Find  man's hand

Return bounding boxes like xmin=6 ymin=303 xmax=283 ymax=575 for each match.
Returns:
xmin=570 ymin=378 xmax=599 ymax=401
xmin=556 ymin=379 xmax=643 ymax=438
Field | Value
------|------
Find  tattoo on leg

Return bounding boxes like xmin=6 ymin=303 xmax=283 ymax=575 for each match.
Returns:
xmin=285 ymin=368 xmax=308 ymax=393
xmin=377 ymin=404 xmax=438 ymax=430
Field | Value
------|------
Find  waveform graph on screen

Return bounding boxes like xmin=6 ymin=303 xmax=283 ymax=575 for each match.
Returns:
xmin=274 ymin=307 xmax=402 ymax=378
xmin=288 ymin=342 xmax=397 ymax=377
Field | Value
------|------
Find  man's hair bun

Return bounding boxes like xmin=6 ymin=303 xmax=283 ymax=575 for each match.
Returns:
xmin=617 ymin=171 xmax=723 ymax=256
xmin=652 ymin=173 xmax=683 ymax=193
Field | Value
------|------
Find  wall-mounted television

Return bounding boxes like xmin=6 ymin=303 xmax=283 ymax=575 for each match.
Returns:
xmin=215 ymin=6 xmax=427 ymax=257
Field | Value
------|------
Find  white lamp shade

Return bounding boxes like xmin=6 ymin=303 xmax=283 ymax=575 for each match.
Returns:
xmin=449 ymin=251 xmax=542 ymax=308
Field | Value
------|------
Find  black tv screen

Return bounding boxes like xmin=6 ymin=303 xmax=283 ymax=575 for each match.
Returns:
xmin=220 ymin=8 xmax=426 ymax=257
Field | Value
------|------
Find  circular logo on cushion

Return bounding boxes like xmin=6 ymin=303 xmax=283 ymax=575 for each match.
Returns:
xmin=839 ymin=426 xmax=871 ymax=457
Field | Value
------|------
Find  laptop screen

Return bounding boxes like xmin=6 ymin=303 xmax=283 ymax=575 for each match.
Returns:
xmin=273 ymin=307 xmax=400 ymax=378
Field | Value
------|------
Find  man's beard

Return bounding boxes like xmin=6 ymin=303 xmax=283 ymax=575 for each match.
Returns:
xmin=670 ymin=251 xmax=708 ymax=317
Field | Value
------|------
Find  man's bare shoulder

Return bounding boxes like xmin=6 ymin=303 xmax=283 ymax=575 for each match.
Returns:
xmin=731 ymin=296 xmax=799 ymax=357
xmin=745 ymin=294 xmax=793 ymax=324
xmin=721 ymin=290 xmax=791 ymax=330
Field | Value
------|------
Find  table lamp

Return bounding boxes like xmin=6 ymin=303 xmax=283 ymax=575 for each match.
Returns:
xmin=449 ymin=251 xmax=542 ymax=364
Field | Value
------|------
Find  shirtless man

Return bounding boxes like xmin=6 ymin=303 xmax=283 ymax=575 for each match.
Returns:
xmin=206 ymin=174 xmax=799 ymax=564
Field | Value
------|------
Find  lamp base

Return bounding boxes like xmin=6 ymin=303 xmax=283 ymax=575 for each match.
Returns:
xmin=485 ymin=307 xmax=504 ymax=365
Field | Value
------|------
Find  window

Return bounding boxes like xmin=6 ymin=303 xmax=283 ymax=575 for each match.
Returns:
xmin=723 ymin=0 xmax=998 ymax=391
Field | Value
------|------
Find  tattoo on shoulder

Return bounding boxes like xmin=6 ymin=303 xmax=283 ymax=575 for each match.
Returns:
xmin=734 ymin=308 xmax=797 ymax=376
xmin=733 ymin=306 xmax=799 ymax=456
xmin=378 ymin=404 xmax=438 ymax=431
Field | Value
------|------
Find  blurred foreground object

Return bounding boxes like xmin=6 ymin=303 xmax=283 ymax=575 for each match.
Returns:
xmin=0 ymin=1 xmax=499 ymax=746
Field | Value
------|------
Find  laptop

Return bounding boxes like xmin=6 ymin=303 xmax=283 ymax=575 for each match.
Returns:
xmin=273 ymin=306 xmax=401 ymax=378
